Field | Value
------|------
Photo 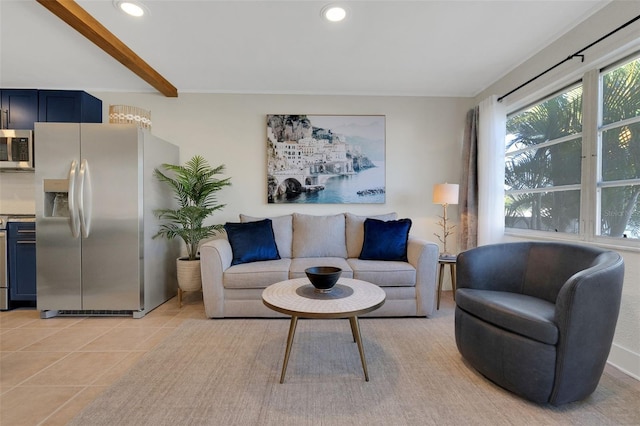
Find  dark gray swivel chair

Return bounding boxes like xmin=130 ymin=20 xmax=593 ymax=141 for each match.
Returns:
xmin=454 ymin=242 xmax=624 ymax=405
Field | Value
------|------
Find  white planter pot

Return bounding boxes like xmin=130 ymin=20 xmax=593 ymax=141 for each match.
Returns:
xmin=176 ymin=258 xmax=202 ymax=292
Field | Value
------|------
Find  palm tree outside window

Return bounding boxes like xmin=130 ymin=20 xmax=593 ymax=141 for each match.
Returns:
xmin=504 ymin=55 xmax=640 ymax=241
xmin=505 ymin=85 xmax=583 ymax=234
xmin=599 ymin=57 xmax=640 ymax=239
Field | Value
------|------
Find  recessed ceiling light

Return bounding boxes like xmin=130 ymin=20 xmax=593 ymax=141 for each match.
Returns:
xmin=321 ymin=5 xmax=347 ymax=23
xmin=114 ymin=0 xmax=147 ymax=17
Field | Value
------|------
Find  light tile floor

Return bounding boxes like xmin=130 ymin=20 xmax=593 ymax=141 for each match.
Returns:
xmin=0 ymin=291 xmax=205 ymax=426
xmin=1 ymin=290 xmax=635 ymax=424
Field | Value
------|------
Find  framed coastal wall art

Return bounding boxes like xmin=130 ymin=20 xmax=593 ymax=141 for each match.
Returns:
xmin=267 ymin=114 xmax=386 ymax=204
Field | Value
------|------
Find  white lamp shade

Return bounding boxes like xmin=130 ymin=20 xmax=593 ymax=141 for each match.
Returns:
xmin=433 ymin=183 xmax=459 ymax=205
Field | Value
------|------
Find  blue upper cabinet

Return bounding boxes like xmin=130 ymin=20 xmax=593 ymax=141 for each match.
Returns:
xmin=1 ymin=89 xmax=102 ymax=129
xmin=38 ymin=90 xmax=102 ymax=123
xmin=0 ymin=89 xmax=39 ymax=130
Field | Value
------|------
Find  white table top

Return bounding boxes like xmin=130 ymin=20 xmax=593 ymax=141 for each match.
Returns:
xmin=262 ymin=278 xmax=386 ymax=318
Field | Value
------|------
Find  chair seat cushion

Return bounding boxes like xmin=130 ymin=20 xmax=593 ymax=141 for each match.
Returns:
xmin=456 ymin=289 xmax=558 ymax=345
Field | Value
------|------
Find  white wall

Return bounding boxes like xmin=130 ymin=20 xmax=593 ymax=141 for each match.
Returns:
xmin=94 ymin=93 xmax=468 ymax=299
xmin=477 ymin=1 xmax=640 ymax=380
xmin=1 ymin=93 xmax=470 ymax=288
xmin=91 ymin=93 xmax=470 ymax=246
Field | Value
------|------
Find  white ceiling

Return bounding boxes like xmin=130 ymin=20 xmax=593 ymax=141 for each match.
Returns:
xmin=0 ymin=0 xmax=610 ymax=97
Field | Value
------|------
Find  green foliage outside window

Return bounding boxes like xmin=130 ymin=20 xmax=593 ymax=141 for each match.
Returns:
xmin=600 ymin=59 xmax=640 ymax=238
xmin=505 ymin=57 xmax=640 ymax=239
xmin=505 ymin=86 xmax=583 ymax=233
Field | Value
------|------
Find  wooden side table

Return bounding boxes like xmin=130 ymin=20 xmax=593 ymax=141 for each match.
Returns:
xmin=437 ymin=257 xmax=457 ymax=310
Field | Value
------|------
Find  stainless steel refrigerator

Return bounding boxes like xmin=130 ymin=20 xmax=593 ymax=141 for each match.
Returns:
xmin=34 ymin=123 xmax=180 ymax=318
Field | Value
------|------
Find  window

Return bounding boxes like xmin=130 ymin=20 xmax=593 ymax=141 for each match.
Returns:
xmin=505 ymin=85 xmax=583 ymax=234
xmin=505 ymin=55 xmax=640 ymax=243
xmin=598 ymin=58 xmax=640 ymax=239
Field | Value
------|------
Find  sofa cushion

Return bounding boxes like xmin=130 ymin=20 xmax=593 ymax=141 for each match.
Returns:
xmin=292 ymin=213 xmax=347 ymax=258
xmin=223 ymin=258 xmax=291 ymax=289
xmin=240 ymin=214 xmax=293 ymax=258
xmin=456 ymin=288 xmax=558 ymax=345
xmin=224 ymin=219 xmax=280 ymax=266
xmin=359 ymin=218 xmax=412 ymax=261
xmin=347 ymin=258 xmax=416 ymax=287
xmin=289 ymin=257 xmax=353 ymax=279
xmin=345 ymin=212 xmax=397 ymax=258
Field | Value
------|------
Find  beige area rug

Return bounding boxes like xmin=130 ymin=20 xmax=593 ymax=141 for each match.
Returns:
xmin=70 ymin=312 xmax=640 ymax=425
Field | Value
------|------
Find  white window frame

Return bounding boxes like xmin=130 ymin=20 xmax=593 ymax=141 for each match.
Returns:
xmin=594 ymin=56 xmax=640 ymax=248
xmin=504 ymin=57 xmax=640 ymax=251
xmin=505 ymin=83 xmax=585 ymax=239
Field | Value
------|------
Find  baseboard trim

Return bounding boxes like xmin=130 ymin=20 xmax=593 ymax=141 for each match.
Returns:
xmin=607 ymin=343 xmax=640 ymax=381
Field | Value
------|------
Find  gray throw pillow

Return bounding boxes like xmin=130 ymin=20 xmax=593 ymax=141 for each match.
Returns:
xmin=292 ymin=213 xmax=347 ymax=258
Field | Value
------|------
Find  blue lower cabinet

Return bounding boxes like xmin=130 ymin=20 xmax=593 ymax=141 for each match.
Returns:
xmin=8 ymin=222 xmax=36 ymax=304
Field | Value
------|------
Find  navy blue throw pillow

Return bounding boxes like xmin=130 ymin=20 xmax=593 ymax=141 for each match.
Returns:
xmin=359 ymin=218 xmax=412 ymax=261
xmin=224 ymin=219 xmax=280 ymax=266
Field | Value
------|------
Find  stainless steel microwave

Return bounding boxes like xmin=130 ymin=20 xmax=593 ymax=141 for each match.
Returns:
xmin=0 ymin=130 xmax=34 ymax=170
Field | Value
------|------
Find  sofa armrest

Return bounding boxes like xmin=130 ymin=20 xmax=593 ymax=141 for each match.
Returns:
xmin=200 ymin=238 xmax=233 ymax=318
xmin=407 ymin=236 xmax=439 ymax=316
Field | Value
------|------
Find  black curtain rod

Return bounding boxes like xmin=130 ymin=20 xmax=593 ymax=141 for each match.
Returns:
xmin=497 ymin=14 xmax=640 ymax=103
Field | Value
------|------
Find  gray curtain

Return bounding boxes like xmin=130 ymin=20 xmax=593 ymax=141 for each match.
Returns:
xmin=459 ymin=106 xmax=479 ymax=251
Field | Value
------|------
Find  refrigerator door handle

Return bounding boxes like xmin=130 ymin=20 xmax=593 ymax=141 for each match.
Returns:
xmin=78 ymin=159 xmax=93 ymax=238
xmin=68 ymin=160 xmax=80 ymax=238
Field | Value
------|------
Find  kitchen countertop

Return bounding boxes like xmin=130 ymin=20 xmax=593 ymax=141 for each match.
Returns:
xmin=0 ymin=214 xmax=36 ymax=228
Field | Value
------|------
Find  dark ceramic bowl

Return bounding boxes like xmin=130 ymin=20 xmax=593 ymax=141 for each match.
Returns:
xmin=305 ymin=266 xmax=342 ymax=292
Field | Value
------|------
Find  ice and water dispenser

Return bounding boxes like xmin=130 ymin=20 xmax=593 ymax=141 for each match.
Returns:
xmin=43 ymin=179 xmax=70 ymax=218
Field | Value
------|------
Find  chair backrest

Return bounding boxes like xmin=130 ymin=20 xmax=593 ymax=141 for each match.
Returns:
xmin=457 ymin=241 xmax=614 ymax=303
xmin=522 ymin=242 xmax=607 ymax=303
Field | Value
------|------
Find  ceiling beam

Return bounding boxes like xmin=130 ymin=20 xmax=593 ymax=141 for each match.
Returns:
xmin=36 ymin=0 xmax=178 ymax=97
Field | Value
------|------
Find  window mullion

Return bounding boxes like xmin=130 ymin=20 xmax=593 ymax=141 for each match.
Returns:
xmin=506 ymin=184 xmax=582 ymax=196
xmin=581 ymin=69 xmax=600 ymax=241
xmin=599 ymin=115 xmax=640 ymax=133
xmin=506 ymin=134 xmax=582 ymax=158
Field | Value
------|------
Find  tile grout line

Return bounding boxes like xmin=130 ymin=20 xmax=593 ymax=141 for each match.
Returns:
xmin=0 ymin=295 xmax=205 ymax=425
xmin=6 ymin=323 xmax=122 ymax=390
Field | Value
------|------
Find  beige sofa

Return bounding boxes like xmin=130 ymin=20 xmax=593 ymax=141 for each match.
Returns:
xmin=200 ymin=212 xmax=439 ymax=318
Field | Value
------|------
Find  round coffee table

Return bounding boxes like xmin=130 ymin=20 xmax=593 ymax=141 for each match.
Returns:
xmin=262 ymin=277 xmax=386 ymax=383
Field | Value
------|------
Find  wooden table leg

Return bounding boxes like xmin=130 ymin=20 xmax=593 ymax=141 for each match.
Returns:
xmin=280 ymin=315 xmax=298 ymax=384
xmin=450 ymin=263 xmax=457 ymax=301
xmin=349 ymin=316 xmax=369 ymax=381
xmin=437 ymin=262 xmax=445 ymax=310
xmin=349 ymin=316 xmax=357 ymax=343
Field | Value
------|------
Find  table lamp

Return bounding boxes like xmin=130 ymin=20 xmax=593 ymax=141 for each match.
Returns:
xmin=433 ymin=183 xmax=459 ymax=259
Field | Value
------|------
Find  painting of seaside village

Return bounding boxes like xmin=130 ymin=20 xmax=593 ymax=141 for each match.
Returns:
xmin=267 ymin=115 xmax=385 ymax=204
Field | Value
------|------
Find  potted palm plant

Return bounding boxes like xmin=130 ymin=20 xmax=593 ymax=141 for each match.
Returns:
xmin=153 ymin=155 xmax=231 ymax=301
